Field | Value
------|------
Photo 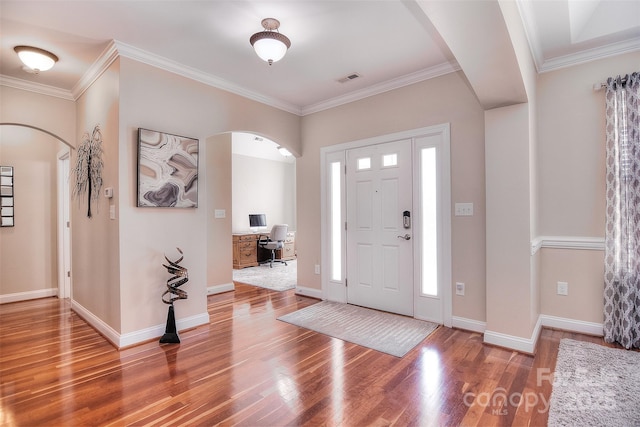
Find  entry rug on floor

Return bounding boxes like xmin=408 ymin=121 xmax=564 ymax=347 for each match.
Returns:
xmin=278 ymin=301 xmax=438 ymax=357
xmin=548 ymin=338 xmax=640 ymax=427
xmin=232 ymin=260 xmax=296 ymax=292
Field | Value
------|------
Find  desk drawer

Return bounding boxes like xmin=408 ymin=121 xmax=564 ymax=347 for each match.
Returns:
xmin=239 ymin=249 xmax=256 ymax=262
xmin=238 ymin=241 xmax=255 ymax=250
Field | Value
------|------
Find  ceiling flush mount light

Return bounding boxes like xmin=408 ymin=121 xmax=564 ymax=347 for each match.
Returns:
xmin=14 ymin=45 xmax=58 ymax=73
xmin=250 ymin=18 xmax=291 ymax=65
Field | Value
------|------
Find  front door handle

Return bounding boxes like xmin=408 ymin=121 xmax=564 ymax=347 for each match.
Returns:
xmin=397 ymin=234 xmax=411 ymax=240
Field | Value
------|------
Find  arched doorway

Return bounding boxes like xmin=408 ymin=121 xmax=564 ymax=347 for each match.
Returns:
xmin=0 ymin=123 xmax=73 ymax=303
xmin=203 ymin=131 xmax=297 ymax=296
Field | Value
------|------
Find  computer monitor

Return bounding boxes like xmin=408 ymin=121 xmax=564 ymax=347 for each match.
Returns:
xmin=249 ymin=214 xmax=267 ymax=230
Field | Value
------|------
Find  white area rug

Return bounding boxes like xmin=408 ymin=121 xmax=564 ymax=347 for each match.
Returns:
xmin=548 ymin=338 xmax=640 ymax=426
xmin=278 ymin=301 xmax=438 ymax=357
xmin=232 ymin=260 xmax=296 ymax=292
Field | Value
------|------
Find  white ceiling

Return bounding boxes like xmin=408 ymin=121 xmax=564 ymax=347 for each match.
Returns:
xmin=1 ymin=0 xmax=639 ymax=116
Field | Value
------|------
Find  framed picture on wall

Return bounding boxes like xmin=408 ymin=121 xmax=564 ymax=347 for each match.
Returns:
xmin=137 ymin=128 xmax=199 ymax=208
xmin=1 ymin=165 xmax=14 ymax=227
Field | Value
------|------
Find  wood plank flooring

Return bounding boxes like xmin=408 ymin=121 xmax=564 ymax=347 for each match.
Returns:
xmin=0 ymin=283 xmax=613 ymax=426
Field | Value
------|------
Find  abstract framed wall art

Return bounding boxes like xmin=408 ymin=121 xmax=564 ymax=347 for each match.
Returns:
xmin=137 ymin=128 xmax=199 ymax=208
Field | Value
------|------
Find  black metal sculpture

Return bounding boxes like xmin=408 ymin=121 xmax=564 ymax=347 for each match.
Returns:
xmin=160 ymin=248 xmax=189 ymax=344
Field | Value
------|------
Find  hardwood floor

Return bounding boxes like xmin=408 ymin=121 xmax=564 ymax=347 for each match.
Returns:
xmin=0 ymin=284 xmax=611 ymax=426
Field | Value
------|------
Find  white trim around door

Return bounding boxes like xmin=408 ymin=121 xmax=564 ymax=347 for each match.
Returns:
xmin=57 ymin=149 xmax=72 ymax=300
xmin=320 ymin=123 xmax=452 ymax=327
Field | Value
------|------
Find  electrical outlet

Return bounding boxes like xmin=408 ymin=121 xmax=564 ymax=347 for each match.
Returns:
xmin=456 ymin=282 xmax=465 ymax=296
xmin=455 ymin=203 xmax=474 ymax=216
xmin=314 ymin=264 xmax=320 ymax=275
xmin=557 ymin=281 xmax=568 ymax=296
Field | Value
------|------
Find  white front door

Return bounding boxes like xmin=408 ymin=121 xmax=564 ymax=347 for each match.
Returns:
xmin=346 ymin=139 xmax=413 ymax=316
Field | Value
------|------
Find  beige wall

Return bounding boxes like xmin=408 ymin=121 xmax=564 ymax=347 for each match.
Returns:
xmin=0 ymin=86 xmax=76 ymax=147
xmin=537 ymin=51 xmax=640 ymax=324
xmin=116 ymin=58 xmax=301 ymax=335
xmin=232 ymin=153 xmax=296 ymax=233
xmin=299 ymin=71 xmax=487 ymax=322
xmin=485 ymin=103 xmax=534 ymax=338
xmin=537 ymin=52 xmax=639 ymax=237
xmin=484 ymin=0 xmax=541 ymax=343
xmin=0 ymin=86 xmax=75 ymax=300
xmin=207 ymin=133 xmax=233 ymax=289
xmin=0 ymin=126 xmax=63 ymax=295
xmin=73 ymin=59 xmax=121 ymax=330
xmin=540 ymin=248 xmax=605 ymax=324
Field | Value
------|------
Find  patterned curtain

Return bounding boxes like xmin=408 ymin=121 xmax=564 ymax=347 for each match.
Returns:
xmin=603 ymin=72 xmax=640 ymax=349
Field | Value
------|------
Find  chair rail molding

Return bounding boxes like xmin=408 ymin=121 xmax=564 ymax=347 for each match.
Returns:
xmin=530 ymin=236 xmax=605 ymax=255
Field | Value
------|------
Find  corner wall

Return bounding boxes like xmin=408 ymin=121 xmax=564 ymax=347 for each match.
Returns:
xmin=73 ymin=58 xmax=122 ymax=332
xmin=207 ymin=133 xmax=233 ymax=293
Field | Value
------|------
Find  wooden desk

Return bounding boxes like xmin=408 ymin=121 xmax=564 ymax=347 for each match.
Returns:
xmin=279 ymin=232 xmax=296 ymax=262
xmin=232 ymin=232 xmax=296 ymax=269
xmin=233 ymin=233 xmax=260 ymax=269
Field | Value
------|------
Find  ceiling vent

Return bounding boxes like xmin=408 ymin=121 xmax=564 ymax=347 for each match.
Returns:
xmin=337 ymin=73 xmax=361 ymax=83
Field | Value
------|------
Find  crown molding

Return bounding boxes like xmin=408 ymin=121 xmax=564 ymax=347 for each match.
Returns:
xmin=2 ymin=42 xmax=459 ymax=116
xmin=300 ymin=61 xmax=461 ymax=116
xmin=539 ymin=38 xmax=640 ymax=73
xmin=71 ymin=40 xmax=120 ymax=99
xmin=515 ymin=0 xmax=639 ymax=74
xmin=0 ymin=74 xmax=74 ymax=101
xmin=110 ymin=40 xmax=303 ymax=116
xmin=84 ymin=40 xmax=459 ymax=116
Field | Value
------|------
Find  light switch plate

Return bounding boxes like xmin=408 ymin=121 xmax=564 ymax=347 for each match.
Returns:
xmin=214 ymin=209 xmax=226 ymax=219
xmin=557 ymin=281 xmax=568 ymax=296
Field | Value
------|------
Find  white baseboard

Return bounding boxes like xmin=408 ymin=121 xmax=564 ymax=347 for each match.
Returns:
xmin=207 ymin=283 xmax=234 ymax=295
xmin=295 ymin=286 xmax=323 ymax=300
xmin=453 ymin=314 xmax=602 ymax=352
xmin=540 ymin=314 xmax=603 ymax=336
xmin=71 ymin=299 xmax=210 ymax=348
xmin=71 ymin=299 xmax=121 ymax=346
xmin=452 ymin=316 xmax=486 ymax=333
xmin=484 ymin=316 xmax=543 ymax=354
xmin=119 ymin=311 xmax=210 ymax=348
xmin=0 ymin=288 xmax=58 ymax=304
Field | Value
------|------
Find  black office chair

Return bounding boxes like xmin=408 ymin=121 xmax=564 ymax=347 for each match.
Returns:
xmin=258 ymin=224 xmax=288 ymax=268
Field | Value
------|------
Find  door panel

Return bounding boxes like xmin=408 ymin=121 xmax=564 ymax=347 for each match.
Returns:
xmin=346 ymin=139 xmax=413 ymax=316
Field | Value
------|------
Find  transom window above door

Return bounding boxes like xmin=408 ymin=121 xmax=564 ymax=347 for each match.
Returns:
xmin=357 ymin=157 xmax=371 ymax=170
xmin=382 ymin=153 xmax=398 ymax=167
